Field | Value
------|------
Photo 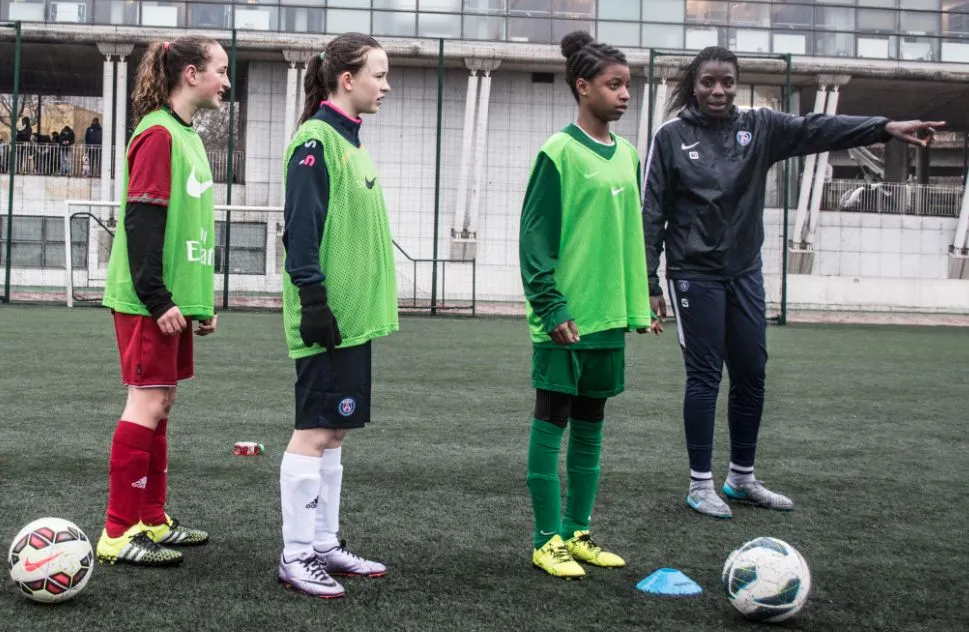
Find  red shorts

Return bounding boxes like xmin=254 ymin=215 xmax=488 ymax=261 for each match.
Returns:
xmin=113 ymin=311 xmax=194 ymax=387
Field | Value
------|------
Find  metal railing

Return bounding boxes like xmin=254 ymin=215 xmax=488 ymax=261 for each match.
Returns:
xmin=820 ymin=179 xmax=963 ymax=217
xmin=0 ymin=143 xmax=244 ymax=183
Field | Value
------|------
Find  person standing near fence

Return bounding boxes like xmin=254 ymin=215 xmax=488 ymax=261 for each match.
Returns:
xmin=519 ymin=31 xmax=659 ymax=580
xmin=85 ymin=117 xmax=102 ymax=177
xmin=643 ymin=46 xmax=944 ymax=519
xmin=98 ymin=35 xmax=230 ymax=566
xmin=276 ymin=33 xmax=397 ymax=599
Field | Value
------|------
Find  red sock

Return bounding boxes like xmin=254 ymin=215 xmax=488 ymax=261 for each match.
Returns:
xmin=141 ymin=417 xmax=169 ymax=527
xmin=105 ymin=420 xmax=155 ymax=538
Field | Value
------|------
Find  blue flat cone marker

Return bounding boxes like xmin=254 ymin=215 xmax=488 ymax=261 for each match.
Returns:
xmin=636 ymin=568 xmax=703 ymax=597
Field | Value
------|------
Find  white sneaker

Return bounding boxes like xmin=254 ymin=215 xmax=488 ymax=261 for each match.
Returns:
xmin=278 ymin=553 xmax=346 ymax=598
xmin=316 ymin=540 xmax=387 ymax=577
xmin=686 ymin=485 xmax=733 ymax=519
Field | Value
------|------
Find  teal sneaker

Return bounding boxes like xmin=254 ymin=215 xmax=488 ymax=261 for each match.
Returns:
xmin=722 ymin=480 xmax=794 ymax=511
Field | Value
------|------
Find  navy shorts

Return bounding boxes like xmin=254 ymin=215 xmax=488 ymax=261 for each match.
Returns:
xmin=294 ymin=341 xmax=372 ymax=430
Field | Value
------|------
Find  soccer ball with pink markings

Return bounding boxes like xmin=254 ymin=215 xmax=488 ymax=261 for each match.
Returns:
xmin=8 ymin=517 xmax=94 ymax=603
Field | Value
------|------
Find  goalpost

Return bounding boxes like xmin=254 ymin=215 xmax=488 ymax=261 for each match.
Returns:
xmin=62 ymin=199 xmax=477 ymax=312
xmin=645 ymin=50 xmax=794 ymax=325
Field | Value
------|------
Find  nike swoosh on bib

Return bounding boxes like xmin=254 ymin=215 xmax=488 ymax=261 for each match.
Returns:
xmin=187 ymin=167 xmax=214 ymax=199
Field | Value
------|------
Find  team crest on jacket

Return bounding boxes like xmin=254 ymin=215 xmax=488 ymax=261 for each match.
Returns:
xmin=736 ymin=131 xmax=752 ymax=146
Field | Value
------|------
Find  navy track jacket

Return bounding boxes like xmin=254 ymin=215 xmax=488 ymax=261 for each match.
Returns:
xmin=643 ymin=104 xmax=892 ymax=296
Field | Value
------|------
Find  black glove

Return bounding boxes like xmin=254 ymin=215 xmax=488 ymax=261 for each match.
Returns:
xmin=298 ymin=285 xmax=342 ymax=353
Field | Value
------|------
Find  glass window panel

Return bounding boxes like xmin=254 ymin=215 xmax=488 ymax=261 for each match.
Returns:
xmin=188 ymin=3 xmax=229 ymax=28
xmin=643 ymin=0 xmax=685 ymax=23
xmin=140 ymin=1 xmax=184 ymax=27
xmin=858 ymin=0 xmax=895 ymax=7
xmin=857 ymin=35 xmax=897 ymax=58
xmin=817 ymin=32 xmax=856 ymax=56
xmin=858 ymin=9 xmax=897 ymax=32
xmin=901 ymin=35 xmax=939 ymax=59
xmin=901 ymin=9 xmax=939 ymax=32
xmin=12 ymin=216 xmax=43 ymax=241
xmin=71 ymin=217 xmax=89 ymax=243
xmin=943 ymin=10 xmax=969 ymax=35
xmin=553 ymin=17 xmax=593 ymax=40
xmin=327 ymin=8 xmax=370 ymax=33
xmin=553 ymin=0 xmax=594 ymax=17
xmin=509 ymin=0 xmax=551 ymax=15
xmin=229 ymin=224 xmax=266 ymax=249
xmin=753 ymin=85 xmax=782 ymax=109
xmin=45 ymin=244 xmax=65 ymax=269
xmin=464 ymin=0 xmax=505 ymax=12
xmin=375 ymin=0 xmax=415 ymax=8
xmin=373 ymin=9 xmax=415 ymax=35
xmin=225 ymin=250 xmax=265 ymax=274
xmin=772 ymin=2 xmax=812 ymax=29
xmin=419 ymin=11 xmax=461 ymax=36
xmin=47 ymin=0 xmax=90 ymax=23
xmin=685 ymin=26 xmax=722 ymax=48
xmin=686 ymin=0 xmax=727 ymax=24
xmin=6 ymin=0 xmax=45 ymax=22
xmin=729 ymin=2 xmax=769 ymax=27
xmin=901 ymin=0 xmax=939 ymax=7
xmin=281 ymin=7 xmax=325 ymax=32
xmin=816 ymin=6 xmax=855 ymax=30
xmin=773 ymin=32 xmax=809 ymax=54
xmin=11 ymin=243 xmax=43 ymax=267
xmin=642 ymin=23 xmax=684 ymax=48
xmin=234 ymin=6 xmax=276 ymax=30
xmin=730 ymin=28 xmax=770 ymax=52
xmin=329 ymin=0 xmax=370 ymax=7
xmin=46 ymin=217 xmax=65 ymax=242
xmin=508 ymin=16 xmax=552 ymax=41
xmin=941 ymin=38 xmax=969 ymax=61
xmin=463 ymin=14 xmax=506 ymax=37
xmin=419 ymin=0 xmax=461 ymax=9
xmin=598 ymin=0 xmax=638 ymax=20
xmin=597 ymin=20 xmax=640 ymax=46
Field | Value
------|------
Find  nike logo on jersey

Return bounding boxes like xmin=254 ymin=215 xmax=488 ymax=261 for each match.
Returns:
xmin=365 ymin=177 xmax=376 ymax=189
xmin=611 ymin=187 xmax=625 ymax=196
xmin=582 ymin=171 xmax=600 ymax=179
xmin=681 ymin=142 xmax=700 ymax=150
xmin=186 ymin=168 xmax=213 ymax=199
xmin=23 ymin=553 xmax=63 ymax=572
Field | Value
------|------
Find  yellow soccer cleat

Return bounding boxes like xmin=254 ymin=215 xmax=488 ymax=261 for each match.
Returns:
xmin=565 ymin=530 xmax=626 ymax=568
xmin=140 ymin=514 xmax=209 ymax=546
xmin=532 ymin=534 xmax=586 ymax=579
xmin=96 ymin=525 xmax=183 ymax=567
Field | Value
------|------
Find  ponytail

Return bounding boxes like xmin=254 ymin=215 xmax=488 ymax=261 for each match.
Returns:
xmin=132 ymin=35 xmax=217 ymax=123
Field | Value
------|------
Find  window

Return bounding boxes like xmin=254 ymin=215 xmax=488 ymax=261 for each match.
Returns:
xmin=643 ymin=23 xmax=684 ymax=49
xmin=420 ymin=0 xmax=461 ymax=9
xmin=419 ymin=11 xmax=461 ymax=36
xmin=772 ymin=2 xmax=812 ymax=29
xmin=901 ymin=9 xmax=940 ymax=33
xmin=598 ymin=20 xmax=640 ymax=46
xmin=0 ymin=215 xmax=87 ymax=269
xmin=552 ymin=0 xmax=593 ymax=17
xmin=857 ymin=9 xmax=898 ymax=32
xmin=901 ymin=0 xmax=939 ymax=7
xmin=375 ymin=0 xmax=416 ymax=8
xmin=464 ymin=0 xmax=505 ymax=12
xmin=686 ymin=0 xmax=727 ymax=25
xmin=598 ymin=0 xmax=638 ymax=21
xmin=463 ymin=13 xmax=505 ymax=37
xmin=729 ymin=2 xmax=770 ymax=27
xmin=509 ymin=0 xmax=551 ymax=14
xmin=373 ymin=9 xmax=416 ymax=34
xmin=327 ymin=8 xmax=370 ymax=32
xmin=553 ymin=17 xmax=593 ymax=41
xmin=643 ymin=0 xmax=685 ymax=23
xmin=508 ymin=15 xmax=552 ymax=40
xmin=215 ymin=222 xmax=265 ymax=275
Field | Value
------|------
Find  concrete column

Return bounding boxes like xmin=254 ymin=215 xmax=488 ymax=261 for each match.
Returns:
xmin=953 ymin=170 xmax=969 ymax=254
xmin=805 ymin=83 xmax=843 ymax=244
xmin=113 ymin=53 xmax=129 ymax=202
xmin=100 ymin=54 xmax=115 ymax=202
xmin=792 ymin=84 xmax=828 ymax=246
xmin=283 ymin=61 xmax=299 ymax=144
xmin=651 ymin=79 xmax=668 ymax=141
xmin=466 ymin=69 xmax=493 ymax=243
xmin=916 ymin=145 xmax=930 ymax=185
xmin=884 ymin=140 xmax=909 ymax=183
xmin=636 ymin=76 xmax=652 ymax=164
xmin=451 ymin=67 xmax=479 ymax=245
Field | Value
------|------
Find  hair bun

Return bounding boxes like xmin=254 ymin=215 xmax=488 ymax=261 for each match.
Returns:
xmin=560 ymin=31 xmax=594 ymax=59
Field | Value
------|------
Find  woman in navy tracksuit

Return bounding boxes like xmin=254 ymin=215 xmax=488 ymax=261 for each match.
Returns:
xmin=643 ymin=46 xmax=943 ymax=519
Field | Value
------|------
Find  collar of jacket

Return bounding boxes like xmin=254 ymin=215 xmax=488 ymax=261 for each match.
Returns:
xmin=678 ymin=103 xmax=740 ymax=127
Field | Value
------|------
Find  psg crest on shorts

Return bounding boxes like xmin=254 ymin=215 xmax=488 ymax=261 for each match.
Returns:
xmin=677 ymin=280 xmax=689 ymax=292
xmin=338 ymin=397 xmax=356 ymax=417
xmin=736 ymin=131 xmax=752 ymax=146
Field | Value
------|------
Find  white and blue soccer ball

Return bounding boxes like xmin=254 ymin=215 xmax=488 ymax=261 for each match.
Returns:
xmin=721 ymin=536 xmax=811 ymax=622
xmin=8 ymin=517 xmax=94 ymax=603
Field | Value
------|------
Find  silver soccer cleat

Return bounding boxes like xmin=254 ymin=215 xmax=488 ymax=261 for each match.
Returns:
xmin=278 ymin=553 xmax=346 ymax=599
xmin=316 ymin=540 xmax=387 ymax=578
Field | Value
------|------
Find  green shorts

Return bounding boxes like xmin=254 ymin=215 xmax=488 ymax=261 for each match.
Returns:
xmin=531 ymin=345 xmax=625 ymax=398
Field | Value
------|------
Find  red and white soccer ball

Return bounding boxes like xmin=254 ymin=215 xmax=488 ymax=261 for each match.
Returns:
xmin=8 ymin=517 xmax=94 ymax=603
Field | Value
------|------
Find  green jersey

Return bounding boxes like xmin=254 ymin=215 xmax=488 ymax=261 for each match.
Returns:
xmin=520 ymin=123 xmax=651 ymax=348
xmin=282 ymin=118 xmax=399 ymax=359
xmin=103 ymin=109 xmax=215 ymax=319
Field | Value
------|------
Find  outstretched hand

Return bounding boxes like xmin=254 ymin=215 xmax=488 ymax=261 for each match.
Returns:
xmin=885 ymin=120 xmax=945 ymax=147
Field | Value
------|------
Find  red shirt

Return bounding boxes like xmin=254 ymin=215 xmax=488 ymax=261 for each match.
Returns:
xmin=126 ymin=125 xmax=172 ymax=205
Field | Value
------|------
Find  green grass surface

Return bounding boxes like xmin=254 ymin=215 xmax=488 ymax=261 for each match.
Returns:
xmin=0 ymin=306 xmax=965 ymax=631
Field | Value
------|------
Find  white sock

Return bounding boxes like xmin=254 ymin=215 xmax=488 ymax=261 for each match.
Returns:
xmin=689 ymin=470 xmax=714 ymax=491
xmin=727 ymin=462 xmax=755 ymax=486
xmin=313 ymin=447 xmax=343 ymax=553
xmin=280 ymin=452 xmax=322 ymax=562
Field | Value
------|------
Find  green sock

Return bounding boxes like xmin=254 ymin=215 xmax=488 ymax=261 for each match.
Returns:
xmin=527 ymin=418 xmax=565 ymax=550
xmin=562 ymin=418 xmax=603 ymax=539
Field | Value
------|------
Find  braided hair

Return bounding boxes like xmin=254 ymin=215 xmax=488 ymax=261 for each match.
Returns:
xmin=668 ymin=46 xmax=739 ymax=113
xmin=560 ymin=31 xmax=627 ymax=102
